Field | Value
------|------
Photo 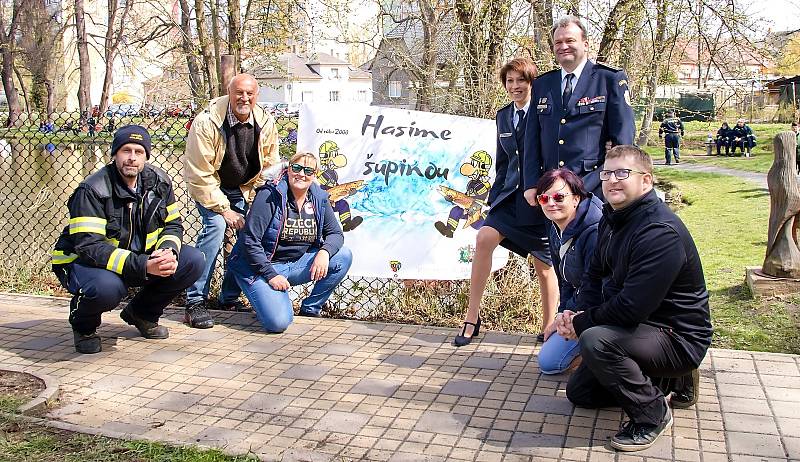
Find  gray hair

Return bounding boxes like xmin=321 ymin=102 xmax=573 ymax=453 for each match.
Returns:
xmin=551 ymin=15 xmax=588 ymax=41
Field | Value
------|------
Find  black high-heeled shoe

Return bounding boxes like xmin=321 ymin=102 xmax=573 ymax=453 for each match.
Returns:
xmin=453 ymin=317 xmax=481 ymax=347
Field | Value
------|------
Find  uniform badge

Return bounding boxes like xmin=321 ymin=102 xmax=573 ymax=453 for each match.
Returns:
xmin=624 ymin=89 xmax=632 ymax=106
xmin=618 ymin=79 xmax=628 ymax=87
xmin=499 ymin=132 xmax=513 ymax=138
xmin=539 ymin=97 xmax=547 ymax=104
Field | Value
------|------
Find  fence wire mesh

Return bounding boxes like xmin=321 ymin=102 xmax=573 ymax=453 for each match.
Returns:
xmin=0 ymin=110 xmax=542 ymax=333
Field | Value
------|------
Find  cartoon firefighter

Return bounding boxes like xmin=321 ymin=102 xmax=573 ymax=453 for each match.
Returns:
xmin=434 ymin=150 xmax=492 ymax=238
xmin=317 ymin=140 xmax=363 ymax=232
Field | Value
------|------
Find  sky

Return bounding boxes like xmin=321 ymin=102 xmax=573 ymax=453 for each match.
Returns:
xmin=754 ymin=0 xmax=800 ymax=32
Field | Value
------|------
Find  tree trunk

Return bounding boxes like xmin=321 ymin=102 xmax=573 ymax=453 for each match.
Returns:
xmin=13 ymin=64 xmax=28 ymax=112
xmin=210 ymin=0 xmax=223 ymax=94
xmin=194 ymin=0 xmax=218 ymax=99
xmin=636 ymin=0 xmax=668 ymax=146
xmin=227 ymin=0 xmax=242 ymax=71
xmin=598 ymin=0 xmax=637 ymax=64
xmin=178 ymin=0 xmax=204 ymax=104
xmin=618 ymin=7 xmax=643 ymax=75
xmin=528 ymin=0 xmax=554 ymax=69
xmin=75 ymin=0 xmax=92 ymax=122
xmin=415 ymin=0 xmax=438 ymax=112
xmin=44 ymin=78 xmax=54 ymax=122
xmin=99 ymin=0 xmax=131 ymax=112
xmin=0 ymin=0 xmax=23 ymax=127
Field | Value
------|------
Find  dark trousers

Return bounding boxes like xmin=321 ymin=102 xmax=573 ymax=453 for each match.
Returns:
xmin=664 ymin=133 xmax=680 ymax=164
xmin=67 ymin=246 xmax=204 ymax=334
xmin=566 ymin=324 xmax=696 ymax=426
xmin=731 ymin=139 xmax=754 ymax=155
xmin=715 ymin=140 xmax=729 ymax=156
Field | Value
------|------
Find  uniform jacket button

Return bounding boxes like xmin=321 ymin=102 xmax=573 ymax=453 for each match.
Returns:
xmin=560 ymin=119 xmax=566 ymax=124
xmin=558 ymin=139 xmax=564 ymax=145
xmin=559 ymin=161 xmax=565 ymax=167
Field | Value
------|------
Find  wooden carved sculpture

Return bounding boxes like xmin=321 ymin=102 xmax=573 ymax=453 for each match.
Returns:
xmin=763 ymin=132 xmax=800 ymax=277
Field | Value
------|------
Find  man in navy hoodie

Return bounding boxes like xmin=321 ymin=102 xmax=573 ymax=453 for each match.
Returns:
xmin=556 ymin=145 xmax=712 ymax=452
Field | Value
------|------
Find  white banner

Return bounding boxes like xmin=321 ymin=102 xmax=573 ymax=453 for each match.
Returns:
xmin=298 ymin=103 xmax=508 ymax=279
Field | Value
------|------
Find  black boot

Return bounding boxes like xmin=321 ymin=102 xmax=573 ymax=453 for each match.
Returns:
xmin=73 ymin=330 xmax=101 ymax=354
xmin=121 ymin=309 xmax=169 ymax=339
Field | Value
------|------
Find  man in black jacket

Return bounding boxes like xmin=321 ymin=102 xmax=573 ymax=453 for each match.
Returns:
xmin=52 ymin=126 xmax=204 ymax=354
xmin=555 ymin=145 xmax=712 ymax=452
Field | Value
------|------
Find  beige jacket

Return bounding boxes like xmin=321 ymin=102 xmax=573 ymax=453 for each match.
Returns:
xmin=183 ymin=96 xmax=280 ymax=213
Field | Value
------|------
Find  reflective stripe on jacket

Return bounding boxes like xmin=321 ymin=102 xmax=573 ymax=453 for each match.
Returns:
xmin=52 ymin=164 xmax=183 ymax=285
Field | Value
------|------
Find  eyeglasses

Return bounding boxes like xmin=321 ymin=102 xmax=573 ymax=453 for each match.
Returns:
xmin=536 ymin=192 xmax=573 ymax=205
xmin=599 ymin=168 xmax=648 ymax=181
xmin=290 ymin=163 xmax=316 ymax=176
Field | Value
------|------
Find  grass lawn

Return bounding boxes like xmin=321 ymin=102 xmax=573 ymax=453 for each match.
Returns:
xmin=656 ymin=167 xmax=800 ymax=353
xmin=0 ymin=400 xmax=258 ymax=462
xmin=641 ymin=121 xmax=789 ymax=173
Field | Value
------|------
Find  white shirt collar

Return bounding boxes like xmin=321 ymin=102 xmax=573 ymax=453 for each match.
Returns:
xmin=513 ymin=99 xmax=530 ymax=126
xmin=561 ymin=58 xmax=589 ymax=89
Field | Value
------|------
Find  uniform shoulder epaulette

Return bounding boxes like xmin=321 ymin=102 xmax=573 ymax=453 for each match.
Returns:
xmin=82 ymin=166 xmax=112 ymax=199
xmin=595 ymin=61 xmax=623 ymax=72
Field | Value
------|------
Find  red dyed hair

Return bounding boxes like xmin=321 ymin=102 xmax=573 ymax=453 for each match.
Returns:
xmin=499 ymin=57 xmax=538 ymax=85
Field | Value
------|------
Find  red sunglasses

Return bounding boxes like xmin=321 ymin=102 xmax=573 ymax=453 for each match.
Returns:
xmin=536 ymin=192 xmax=573 ymax=205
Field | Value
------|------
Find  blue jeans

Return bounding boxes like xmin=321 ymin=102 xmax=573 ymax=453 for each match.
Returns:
xmin=186 ymin=190 xmax=248 ymax=305
xmin=232 ymin=247 xmax=353 ymax=333
xmin=539 ymin=332 xmax=581 ymax=374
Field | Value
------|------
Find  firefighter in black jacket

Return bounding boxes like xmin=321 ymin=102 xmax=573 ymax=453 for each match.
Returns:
xmin=658 ymin=111 xmax=684 ymax=165
xmin=52 ymin=125 xmax=204 ymax=354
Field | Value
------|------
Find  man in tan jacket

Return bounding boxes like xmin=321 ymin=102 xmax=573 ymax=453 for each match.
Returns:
xmin=183 ymin=73 xmax=279 ymax=328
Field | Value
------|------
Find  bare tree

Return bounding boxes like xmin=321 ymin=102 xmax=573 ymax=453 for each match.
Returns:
xmin=97 ymin=0 xmax=132 ymax=112
xmin=227 ymin=0 xmax=242 ymax=70
xmin=195 ymin=0 xmax=219 ymax=98
xmin=178 ymin=0 xmax=204 ymax=102
xmin=0 ymin=0 xmax=24 ymax=126
xmin=527 ymin=0 xmax=554 ymax=69
xmin=637 ymin=0 xmax=669 ymax=146
xmin=18 ymin=0 xmax=66 ymax=122
xmin=75 ymin=0 xmax=92 ymax=121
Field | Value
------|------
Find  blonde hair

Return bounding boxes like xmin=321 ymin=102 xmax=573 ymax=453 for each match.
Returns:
xmin=289 ymin=152 xmax=318 ymax=168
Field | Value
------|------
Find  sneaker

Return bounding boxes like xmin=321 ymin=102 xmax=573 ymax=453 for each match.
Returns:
xmin=670 ymin=368 xmax=700 ymax=409
xmin=184 ymin=301 xmax=214 ymax=329
xmin=217 ymin=299 xmax=251 ymax=312
xmin=120 ymin=309 xmax=170 ymax=339
xmin=610 ymin=398 xmax=673 ymax=452
xmin=298 ymin=302 xmax=329 ymax=318
xmin=73 ymin=330 xmax=101 ymax=354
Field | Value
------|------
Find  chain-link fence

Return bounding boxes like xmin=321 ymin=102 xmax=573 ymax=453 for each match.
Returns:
xmin=0 ymin=109 xmax=543 ymax=333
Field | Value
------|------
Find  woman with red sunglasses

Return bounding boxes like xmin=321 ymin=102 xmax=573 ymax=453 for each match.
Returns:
xmin=534 ymin=168 xmax=602 ymax=373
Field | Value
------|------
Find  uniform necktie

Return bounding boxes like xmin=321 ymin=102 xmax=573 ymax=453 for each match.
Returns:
xmin=515 ymin=109 xmax=525 ymax=132
xmin=562 ymin=73 xmax=574 ymax=108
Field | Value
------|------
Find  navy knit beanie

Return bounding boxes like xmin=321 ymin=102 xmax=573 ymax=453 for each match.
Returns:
xmin=111 ymin=125 xmax=151 ymax=159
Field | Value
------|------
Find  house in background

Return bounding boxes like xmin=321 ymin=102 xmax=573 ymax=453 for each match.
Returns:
xmin=364 ymin=5 xmax=459 ymax=110
xmin=250 ymin=52 xmax=372 ymax=105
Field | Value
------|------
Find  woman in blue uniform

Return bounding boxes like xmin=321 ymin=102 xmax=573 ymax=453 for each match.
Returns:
xmin=454 ymin=57 xmax=559 ymax=346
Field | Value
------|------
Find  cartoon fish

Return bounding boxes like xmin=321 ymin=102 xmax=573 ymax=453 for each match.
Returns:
xmin=437 ymin=185 xmax=487 ymax=228
xmin=326 ymin=180 xmax=365 ymax=203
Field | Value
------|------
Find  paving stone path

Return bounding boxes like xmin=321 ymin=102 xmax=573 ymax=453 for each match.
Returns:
xmin=1 ymin=293 xmax=799 ymax=461
xmin=656 ymin=157 xmax=768 ymax=189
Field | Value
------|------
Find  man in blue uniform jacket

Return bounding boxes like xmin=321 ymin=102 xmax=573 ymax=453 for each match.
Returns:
xmin=523 ymin=15 xmax=636 ymax=204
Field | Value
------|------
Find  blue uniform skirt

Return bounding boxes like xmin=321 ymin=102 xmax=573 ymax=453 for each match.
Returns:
xmin=484 ymin=189 xmax=552 ymax=266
